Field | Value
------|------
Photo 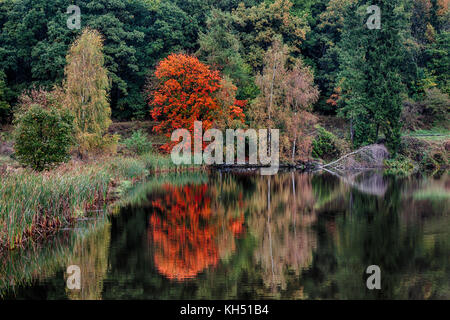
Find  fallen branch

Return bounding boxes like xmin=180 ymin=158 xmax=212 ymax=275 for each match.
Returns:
xmin=320 ymin=144 xmax=390 ymax=170
xmin=321 ymin=146 xmax=372 ymax=169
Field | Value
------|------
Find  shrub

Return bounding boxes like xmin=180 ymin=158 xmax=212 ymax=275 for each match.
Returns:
xmin=402 ymin=89 xmax=450 ymax=131
xmin=423 ymin=88 xmax=450 ymax=127
xmin=401 ymin=100 xmax=426 ymax=131
xmin=122 ymin=130 xmax=152 ymax=155
xmin=421 ymin=151 xmax=448 ymax=171
xmin=17 ymin=87 xmax=64 ymax=114
xmin=77 ymin=132 xmax=120 ymax=157
xmin=13 ymin=105 xmax=74 ymax=171
xmin=399 ymin=136 xmax=428 ymax=163
xmin=312 ymin=126 xmax=340 ymax=161
xmin=384 ymin=156 xmax=415 ymax=176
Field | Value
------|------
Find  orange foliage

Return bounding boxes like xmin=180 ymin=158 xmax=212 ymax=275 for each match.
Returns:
xmin=148 ymin=184 xmax=245 ymax=281
xmin=228 ymin=214 xmax=246 ymax=238
xmin=149 ymin=54 xmax=245 ymax=152
xmin=437 ymin=0 xmax=449 ymax=16
xmin=326 ymin=87 xmax=342 ymax=108
xmin=149 ymin=184 xmax=218 ymax=281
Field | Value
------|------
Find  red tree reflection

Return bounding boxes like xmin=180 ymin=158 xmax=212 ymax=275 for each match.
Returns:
xmin=148 ymin=184 xmax=245 ymax=281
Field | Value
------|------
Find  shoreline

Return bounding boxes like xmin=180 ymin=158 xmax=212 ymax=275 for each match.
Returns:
xmin=0 ymin=153 xmax=202 ymax=252
xmin=1 ymin=149 xmax=447 ymax=252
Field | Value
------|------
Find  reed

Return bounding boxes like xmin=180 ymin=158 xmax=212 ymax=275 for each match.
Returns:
xmin=0 ymin=217 xmax=109 ymax=298
xmin=0 ymin=151 xmax=194 ymax=251
xmin=0 ymin=168 xmax=111 ymax=250
xmin=106 ymin=157 xmax=148 ymax=180
xmin=140 ymin=152 xmax=177 ymax=172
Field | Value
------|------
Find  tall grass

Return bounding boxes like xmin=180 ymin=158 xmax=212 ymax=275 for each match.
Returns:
xmin=140 ymin=152 xmax=177 ymax=171
xmin=106 ymin=157 xmax=148 ymax=180
xmin=0 ymin=168 xmax=111 ymax=250
xmin=0 ymin=151 xmax=200 ymax=250
xmin=104 ymin=152 xmax=191 ymax=180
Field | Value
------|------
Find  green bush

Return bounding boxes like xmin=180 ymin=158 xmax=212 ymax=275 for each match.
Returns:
xmin=13 ymin=105 xmax=74 ymax=171
xmin=384 ymin=156 xmax=415 ymax=176
xmin=423 ymin=88 xmax=450 ymax=127
xmin=421 ymin=151 xmax=447 ymax=171
xmin=122 ymin=130 xmax=152 ymax=155
xmin=312 ymin=126 xmax=340 ymax=161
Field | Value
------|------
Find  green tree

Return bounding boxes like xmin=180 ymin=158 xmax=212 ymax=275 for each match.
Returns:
xmin=231 ymin=0 xmax=310 ymax=72
xmin=411 ymin=0 xmax=433 ymax=45
xmin=211 ymin=0 xmax=263 ymax=12
xmin=425 ymin=31 xmax=450 ymax=94
xmin=13 ymin=105 xmax=74 ymax=171
xmin=338 ymin=0 xmax=410 ymax=154
xmin=196 ymin=9 xmax=256 ymax=100
xmin=0 ymin=71 xmax=11 ymax=122
xmin=0 ymin=0 xmax=206 ymax=120
xmin=311 ymin=0 xmax=356 ymax=114
xmin=0 ymin=0 xmax=73 ymax=105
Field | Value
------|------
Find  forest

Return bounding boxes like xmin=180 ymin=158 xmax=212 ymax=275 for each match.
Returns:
xmin=0 ymin=0 xmax=448 ymax=161
xmin=0 ymin=0 xmax=448 ymax=253
xmin=0 ymin=0 xmax=449 ymax=302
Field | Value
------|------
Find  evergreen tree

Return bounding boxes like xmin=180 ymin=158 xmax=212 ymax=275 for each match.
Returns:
xmin=338 ymin=0 xmax=410 ymax=154
xmin=0 ymin=71 xmax=11 ymax=122
xmin=196 ymin=9 xmax=256 ymax=100
xmin=425 ymin=31 xmax=450 ymax=94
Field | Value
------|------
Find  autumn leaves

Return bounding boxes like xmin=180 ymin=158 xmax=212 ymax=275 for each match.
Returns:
xmin=149 ymin=53 xmax=245 ymax=153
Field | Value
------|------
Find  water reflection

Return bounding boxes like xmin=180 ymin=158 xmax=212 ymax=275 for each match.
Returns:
xmin=249 ymin=174 xmax=317 ymax=295
xmin=0 ymin=218 xmax=110 ymax=299
xmin=1 ymin=171 xmax=449 ymax=300
xmin=148 ymin=184 xmax=244 ymax=281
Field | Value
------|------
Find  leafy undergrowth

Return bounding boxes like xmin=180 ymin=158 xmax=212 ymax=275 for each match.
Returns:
xmin=400 ymin=132 xmax=449 ymax=172
xmin=384 ymin=156 xmax=415 ymax=176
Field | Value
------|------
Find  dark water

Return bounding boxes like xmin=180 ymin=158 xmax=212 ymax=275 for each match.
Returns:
xmin=1 ymin=170 xmax=449 ymax=300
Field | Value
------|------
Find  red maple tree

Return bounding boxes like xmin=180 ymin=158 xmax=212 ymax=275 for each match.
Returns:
xmin=149 ymin=53 xmax=244 ymax=152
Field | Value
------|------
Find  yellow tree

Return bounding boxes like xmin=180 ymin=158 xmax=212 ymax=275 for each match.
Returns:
xmin=251 ymin=38 xmax=319 ymax=162
xmin=64 ymin=28 xmax=117 ymax=156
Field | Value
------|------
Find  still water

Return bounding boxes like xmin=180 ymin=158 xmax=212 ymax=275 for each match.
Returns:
xmin=1 ymin=170 xmax=449 ymax=299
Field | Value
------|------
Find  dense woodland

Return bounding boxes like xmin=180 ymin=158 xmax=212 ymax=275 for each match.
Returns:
xmin=0 ymin=0 xmax=449 ymax=162
xmin=0 ymin=1 xmax=449 ymax=293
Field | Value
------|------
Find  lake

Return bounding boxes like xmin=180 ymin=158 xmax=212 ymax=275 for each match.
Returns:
xmin=1 ymin=170 xmax=449 ymax=300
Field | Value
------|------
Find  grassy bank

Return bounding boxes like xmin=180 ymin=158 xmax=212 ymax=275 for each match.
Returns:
xmin=0 ymin=152 xmax=198 ymax=251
